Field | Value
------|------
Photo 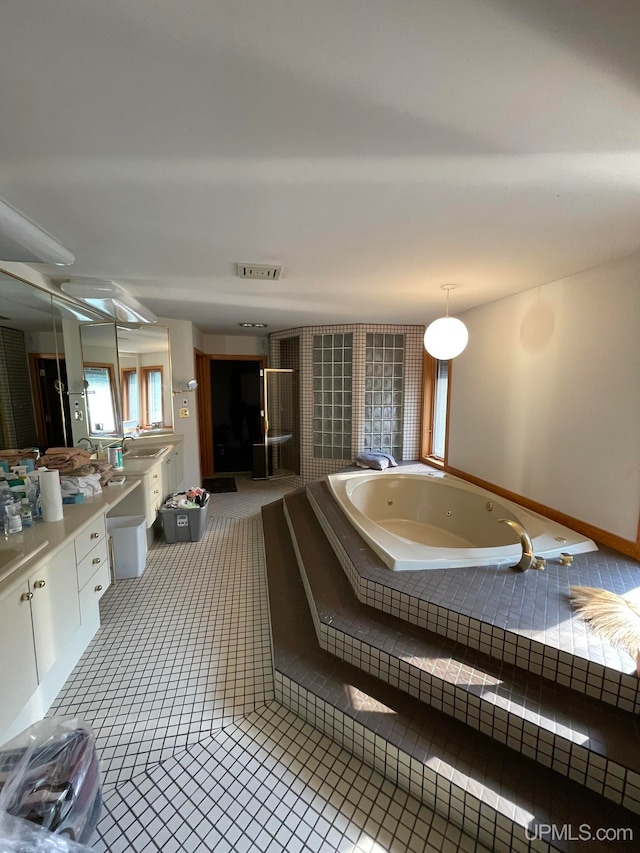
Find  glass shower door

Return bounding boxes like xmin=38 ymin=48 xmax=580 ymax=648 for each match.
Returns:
xmin=262 ymin=368 xmax=299 ymax=478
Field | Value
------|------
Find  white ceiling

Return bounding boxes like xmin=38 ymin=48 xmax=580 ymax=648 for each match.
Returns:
xmin=2 ymin=0 xmax=640 ymax=335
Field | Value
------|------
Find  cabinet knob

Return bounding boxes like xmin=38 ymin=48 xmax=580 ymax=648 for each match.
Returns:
xmin=92 ymin=557 xmax=101 ymax=565
xmin=91 ymin=532 xmax=100 ymax=539
xmin=166 ymin=458 xmax=172 ymax=464
xmin=21 ymin=591 xmax=33 ymax=601
xmin=95 ymin=584 xmax=103 ymax=592
xmin=33 ymin=580 xmax=46 ymax=589
xmin=153 ymin=474 xmax=158 ymax=479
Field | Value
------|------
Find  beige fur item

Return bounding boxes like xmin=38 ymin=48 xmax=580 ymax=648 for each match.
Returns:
xmin=570 ymin=585 xmax=640 ymax=676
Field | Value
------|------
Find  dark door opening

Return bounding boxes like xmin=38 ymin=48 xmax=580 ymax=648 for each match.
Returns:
xmin=210 ymin=359 xmax=262 ymax=473
xmin=31 ymin=355 xmax=72 ymax=448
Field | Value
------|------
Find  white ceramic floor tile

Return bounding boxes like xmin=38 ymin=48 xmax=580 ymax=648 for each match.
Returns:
xmin=46 ymin=474 xmax=485 ymax=851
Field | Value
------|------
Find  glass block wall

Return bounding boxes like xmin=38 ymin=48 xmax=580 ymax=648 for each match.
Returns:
xmin=270 ymin=324 xmax=423 ymax=483
xmin=312 ymin=333 xmax=352 ymax=459
xmin=364 ymin=333 xmax=404 ymax=457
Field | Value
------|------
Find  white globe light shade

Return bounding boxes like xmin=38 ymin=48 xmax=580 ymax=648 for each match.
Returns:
xmin=423 ymin=316 xmax=469 ymax=360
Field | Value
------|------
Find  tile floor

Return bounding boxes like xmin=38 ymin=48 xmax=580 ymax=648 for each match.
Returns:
xmin=49 ymin=475 xmax=487 ymax=852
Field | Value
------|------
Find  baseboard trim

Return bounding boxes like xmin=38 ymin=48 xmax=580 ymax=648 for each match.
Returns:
xmin=445 ymin=465 xmax=639 ymax=561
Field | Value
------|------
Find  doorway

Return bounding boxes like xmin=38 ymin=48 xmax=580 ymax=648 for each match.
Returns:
xmin=28 ymin=354 xmax=72 ymax=448
xmin=208 ymin=357 xmax=265 ymax=474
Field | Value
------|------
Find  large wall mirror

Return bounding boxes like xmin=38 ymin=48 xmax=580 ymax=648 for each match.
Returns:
xmin=79 ymin=323 xmax=122 ymax=439
xmin=0 ymin=269 xmax=107 ymax=451
xmin=116 ymin=325 xmax=173 ymax=435
xmin=0 ymin=268 xmax=174 ymax=451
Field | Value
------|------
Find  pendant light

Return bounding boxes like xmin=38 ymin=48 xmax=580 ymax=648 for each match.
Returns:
xmin=423 ymin=284 xmax=468 ymax=360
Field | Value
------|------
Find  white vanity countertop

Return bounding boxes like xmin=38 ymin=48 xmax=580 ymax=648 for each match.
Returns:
xmin=0 ymin=477 xmax=141 ymax=593
xmin=0 ymin=437 xmax=185 ymax=592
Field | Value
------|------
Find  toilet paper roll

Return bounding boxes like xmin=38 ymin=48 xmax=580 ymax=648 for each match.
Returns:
xmin=39 ymin=469 xmax=64 ymax=522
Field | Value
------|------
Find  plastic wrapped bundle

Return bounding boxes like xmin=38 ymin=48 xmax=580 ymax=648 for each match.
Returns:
xmin=0 ymin=718 xmax=101 ymax=849
xmin=0 ymin=812 xmax=96 ymax=852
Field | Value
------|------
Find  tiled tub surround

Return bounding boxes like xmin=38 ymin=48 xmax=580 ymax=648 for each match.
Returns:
xmin=263 ymin=499 xmax=640 ymax=853
xmin=307 ymin=466 xmax=640 ymax=716
xmin=46 ymin=476 xmax=485 ymax=853
xmin=282 ymin=489 xmax=640 ymax=814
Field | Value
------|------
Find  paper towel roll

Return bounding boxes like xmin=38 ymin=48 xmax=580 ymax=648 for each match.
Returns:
xmin=39 ymin=469 xmax=64 ymax=522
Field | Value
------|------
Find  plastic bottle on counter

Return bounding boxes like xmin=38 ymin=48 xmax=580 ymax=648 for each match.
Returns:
xmin=108 ymin=444 xmax=123 ymax=470
xmin=20 ymin=498 xmax=34 ymax=528
xmin=6 ymin=501 xmax=22 ymax=534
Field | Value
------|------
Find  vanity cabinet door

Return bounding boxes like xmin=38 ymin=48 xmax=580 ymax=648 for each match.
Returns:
xmin=0 ymin=580 xmax=39 ymax=734
xmin=29 ymin=542 xmax=81 ymax=681
xmin=147 ymin=463 xmax=163 ymax=521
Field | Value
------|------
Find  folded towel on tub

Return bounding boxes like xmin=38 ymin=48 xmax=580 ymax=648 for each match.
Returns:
xmin=354 ymin=451 xmax=398 ymax=470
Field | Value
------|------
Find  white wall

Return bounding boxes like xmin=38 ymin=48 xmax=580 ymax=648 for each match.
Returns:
xmin=201 ymin=334 xmax=267 ymax=356
xmin=26 ymin=331 xmax=59 ymax=353
xmin=448 ymin=254 xmax=640 ymax=542
xmin=161 ymin=317 xmax=200 ymax=487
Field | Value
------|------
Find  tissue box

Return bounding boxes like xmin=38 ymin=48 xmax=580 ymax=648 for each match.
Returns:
xmin=62 ymin=493 xmax=85 ymax=504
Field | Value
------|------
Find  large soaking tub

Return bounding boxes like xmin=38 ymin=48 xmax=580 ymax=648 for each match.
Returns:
xmin=327 ymin=470 xmax=597 ymax=571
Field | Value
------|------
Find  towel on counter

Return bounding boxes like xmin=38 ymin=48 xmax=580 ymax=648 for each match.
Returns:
xmin=354 ymin=451 xmax=398 ymax=470
xmin=60 ymin=473 xmax=103 ymax=497
xmin=37 ymin=447 xmax=92 ymax=473
xmin=65 ymin=460 xmax=115 ymax=486
xmin=0 ymin=448 xmax=39 ymax=465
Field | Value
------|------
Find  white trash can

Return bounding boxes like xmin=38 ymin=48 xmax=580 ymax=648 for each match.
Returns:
xmin=107 ymin=515 xmax=147 ymax=578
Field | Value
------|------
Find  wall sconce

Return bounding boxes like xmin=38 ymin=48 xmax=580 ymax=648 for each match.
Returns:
xmin=423 ymin=284 xmax=469 ymax=360
xmin=0 ymin=197 xmax=75 ymax=265
xmin=173 ymin=379 xmax=198 ymax=396
xmin=60 ymin=279 xmax=158 ymax=324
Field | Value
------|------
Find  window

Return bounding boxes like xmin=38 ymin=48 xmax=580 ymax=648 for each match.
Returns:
xmin=420 ymin=352 xmax=450 ymax=464
xmin=431 ymin=359 xmax=449 ymax=459
xmin=141 ymin=366 xmax=163 ymax=427
xmin=121 ymin=368 xmax=140 ymax=423
xmin=83 ymin=364 xmax=117 ymax=434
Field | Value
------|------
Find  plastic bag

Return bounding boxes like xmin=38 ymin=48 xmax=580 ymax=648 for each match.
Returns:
xmin=0 ymin=812 xmax=96 ymax=852
xmin=0 ymin=719 xmax=101 ymax=850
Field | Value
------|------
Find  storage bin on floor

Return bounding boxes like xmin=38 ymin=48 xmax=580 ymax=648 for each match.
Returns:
xmin=160 ymin=503 xmax=207 ymax=543
xmin=107 ymin=515 xmax=147 ymax=578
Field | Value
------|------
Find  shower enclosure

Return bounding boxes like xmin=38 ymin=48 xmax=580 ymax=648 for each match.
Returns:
xmin=255 ymin=367 xmax=300 ymax=479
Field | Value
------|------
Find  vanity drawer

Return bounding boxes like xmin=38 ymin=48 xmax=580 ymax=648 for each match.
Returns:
xmin=76 ymin=537 xmax=109 ymax=591
xmin=79 ymin=560 xmax=111 ymax=624
xmin=74 ymin=515 xmax=107 ymax=564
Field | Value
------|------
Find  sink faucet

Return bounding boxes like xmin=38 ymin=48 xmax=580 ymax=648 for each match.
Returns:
xmin=77 ymin=437 xmax=97 ymax=452
xmin=122 ymin=435 xmax=137 ymax=452
xmin=498 ymin=518 xmax=534 ymax=572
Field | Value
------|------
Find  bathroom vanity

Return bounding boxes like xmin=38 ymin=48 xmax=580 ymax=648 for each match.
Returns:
xmin=0 ymin=438 xmax=185 ymax=744
xmin=116 ymin=441 xmax=185 ymax=529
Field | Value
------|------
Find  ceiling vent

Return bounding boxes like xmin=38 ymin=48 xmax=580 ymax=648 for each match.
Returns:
xmin=236 ymin=263 xmax=282 ymax=280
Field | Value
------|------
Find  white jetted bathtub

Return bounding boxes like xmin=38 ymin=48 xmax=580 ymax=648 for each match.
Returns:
xmin=327 ymin=470 xmax=598 ymax=571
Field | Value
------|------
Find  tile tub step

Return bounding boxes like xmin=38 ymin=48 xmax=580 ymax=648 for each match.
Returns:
xmin=307 ymin=479 xmax=640 ymax=715
xmin=284 ymin=489 xmax=640 ymax=815
xmin=262 ymin=497 xmax=640 ymax=853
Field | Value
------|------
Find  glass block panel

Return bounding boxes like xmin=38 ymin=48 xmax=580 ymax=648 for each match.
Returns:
xmin=363 ymin=332 xmax=405 ymax=458
xmin=313 ymin=333 xmax=353 ymax=458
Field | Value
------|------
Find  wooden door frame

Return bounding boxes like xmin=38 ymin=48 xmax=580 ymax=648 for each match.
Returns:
xmin=195 ymin=351 xmax=267 ymax=479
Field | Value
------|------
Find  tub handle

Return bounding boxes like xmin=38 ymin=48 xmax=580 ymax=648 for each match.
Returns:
xmin=498 ymin=518 xmax=534 ymax=572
